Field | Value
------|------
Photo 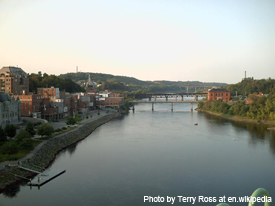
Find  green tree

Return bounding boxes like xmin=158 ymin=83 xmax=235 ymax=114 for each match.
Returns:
xmin=15 ymin=129 xmax=31 ymax=142
xmin=20 ymin=139 xmax=34 ymax=150
xmin=4 ymin=124 xmax=16 ymax=138
xmin=25 ymin=122 xmax=36 ymax=137
xmin=66 ymin=116 xmax=77 ymax=125
xmin=75 ymin=114 xmax=82 ymax=123
xmin=1 ymin=141 xmax=19 ymax=156
xmin=37 ymin=123 xmax=54 ymax=136
xmin=0 ymin=126 xmax=7 ymax=142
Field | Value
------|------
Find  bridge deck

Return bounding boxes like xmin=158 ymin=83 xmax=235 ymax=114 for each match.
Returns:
xmin=130 ymin=101 xmax=199 ymax=103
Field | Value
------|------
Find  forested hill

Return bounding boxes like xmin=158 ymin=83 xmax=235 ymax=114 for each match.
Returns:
xmin=29 ymin=72 xmax=85 ymax=93
xmin=223 ymin=78 xmax=275 ymax=96
xmin=59 ymin=72 xmax=227 ymax=93
xmin=59 ymin=72 xmax=151 ymax=86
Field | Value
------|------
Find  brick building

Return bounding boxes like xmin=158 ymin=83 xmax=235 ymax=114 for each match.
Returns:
xmin=99 ymin=97 xmax=124 ymax=109
xmin=0 ymin=66 xmax=29 ymax=95
xmin=208 ymin=88 xmax=231 ymax=101
xmin=14 ymin=94 xmax=43 ymax=117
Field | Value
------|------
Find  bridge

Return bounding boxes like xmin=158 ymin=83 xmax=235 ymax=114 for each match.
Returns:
xmin=129 ymin=92 xmax=207 ymax=102
xmin=129 ymin=92 xmax=207 ymax=111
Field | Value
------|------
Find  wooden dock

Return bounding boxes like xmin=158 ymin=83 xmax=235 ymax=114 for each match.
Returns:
xmin=28 ymin=168 xmax=66 ymax=187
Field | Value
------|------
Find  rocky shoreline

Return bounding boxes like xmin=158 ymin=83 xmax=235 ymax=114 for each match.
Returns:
xmin=0 ymin=113 xmax=121 ymax=192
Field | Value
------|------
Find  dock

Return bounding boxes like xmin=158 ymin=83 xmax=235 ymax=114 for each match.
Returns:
xmin=27 ymin=168 xmax=66 ymax=187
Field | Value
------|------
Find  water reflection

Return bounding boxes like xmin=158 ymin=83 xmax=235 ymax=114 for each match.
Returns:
xmin=202 ymin=112 xmax=275 ymax=153
xmin=66 ymin=144 xmax=77 ymax=156
xmin=2 ymin=184 xmax=20 ymax=198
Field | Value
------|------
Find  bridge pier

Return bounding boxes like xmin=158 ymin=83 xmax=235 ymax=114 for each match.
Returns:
xmin=194 ymin=95 xmax=198 ymax=101
xmin=171 ymin=103 xmax=174 ymax=111
xmin=175 ymin=96 xmax=177 ymax=101
xmin=165 ymin=96 xmax=168 ymax=102
xmin=132 ymin=104 xmax=135 ymax=112
xmin=149 ymin=97 xmax=151 ymax=101
xmin=191 ymin=103 xmax=193 ymax=111
xmin=181 ymin=95 xmax=184 ymax=101
xmin=152 ymin=103 xmax=154 ymax=111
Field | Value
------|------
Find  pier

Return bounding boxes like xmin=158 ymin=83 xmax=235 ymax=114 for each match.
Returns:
xmin=28 ymin=168 xmax=66 ymax=187
xmin=17 ymin=164 xmax=66 ymax=187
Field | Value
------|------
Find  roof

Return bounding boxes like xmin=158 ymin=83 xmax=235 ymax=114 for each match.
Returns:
xmin=0 ymin=66 xmax=27 ymax=75
xmin=208 ymin=88 xmax=230 ymax=93
xmin=0 ymin=92 xmax=10 ymax=102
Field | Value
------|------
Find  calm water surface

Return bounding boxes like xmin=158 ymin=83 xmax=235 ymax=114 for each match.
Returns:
xmin=1 ymin=102 xmax=275 ymax=206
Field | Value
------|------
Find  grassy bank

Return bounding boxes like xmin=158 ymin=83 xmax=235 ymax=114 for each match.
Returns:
xmin=197 ymin=109 xmax=275 ymax=127
xmin=0 ymin=113 xmax=121 ymax=192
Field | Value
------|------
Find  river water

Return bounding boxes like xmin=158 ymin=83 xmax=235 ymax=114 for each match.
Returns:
xmin=1 ymin=101 xmax=275 ymax=206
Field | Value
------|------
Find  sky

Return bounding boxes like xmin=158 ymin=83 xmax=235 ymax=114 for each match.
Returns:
xmin=0 ymin=0 xmax=274 ymax=84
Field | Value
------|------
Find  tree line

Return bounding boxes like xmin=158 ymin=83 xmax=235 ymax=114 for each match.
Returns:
xmin=0 ymin=122 xmax=55 ymax=158
xmin=223 ymin=78 xmax=275 ymax=96
xmin=29 ymin=72 xmax=85 ymax=93
xmin=198 ymin=87 xmax=275 ymax=121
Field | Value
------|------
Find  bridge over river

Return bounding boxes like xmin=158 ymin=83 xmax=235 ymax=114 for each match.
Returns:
xmin=129 ymin=92 xmax=207 ymax=111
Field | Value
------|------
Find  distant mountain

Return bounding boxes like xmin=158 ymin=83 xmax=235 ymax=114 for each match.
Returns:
xmin=59 ymin=72 xmax=227 ymax=93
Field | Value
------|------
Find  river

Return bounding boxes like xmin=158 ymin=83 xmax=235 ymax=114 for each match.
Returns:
xmin=1 ymin=101 xmax=275 ymax=206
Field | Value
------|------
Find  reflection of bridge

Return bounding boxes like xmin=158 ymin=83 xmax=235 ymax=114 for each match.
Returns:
xmin=129 ymin=92 xmax=207 ymax=111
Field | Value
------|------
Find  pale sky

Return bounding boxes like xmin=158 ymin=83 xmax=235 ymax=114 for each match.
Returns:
xmin=0 ymin=0 xmax=274 ymax=84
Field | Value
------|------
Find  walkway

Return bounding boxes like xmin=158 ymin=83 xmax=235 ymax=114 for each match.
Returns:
xmin=0 ymin=110 xmax=108 ymax=169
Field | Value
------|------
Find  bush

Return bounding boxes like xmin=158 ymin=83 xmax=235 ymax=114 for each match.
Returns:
xmin=54 ymin=128 xmax=62 ymax=133
xmin=20 ymin=139 xmax=34 ymax=150
xmin=1 ymin=141 xmax=19 ymax=155
xmin=25 ymin=122 xmax=36 ymax=137
xmin=15 ymin=129 xmax=31 ymax=142
xmin=0 ymin=126 xmax=7 ymax=142
xmin=4 ymin=124 xmax=16 ymax=138
xmin=66 ymin=116 xmax=77 ymax=125
xmin=62 ymin=127 xmax=67 ymax=130
xmin=37 ymin=123 xmax=54 ymax=137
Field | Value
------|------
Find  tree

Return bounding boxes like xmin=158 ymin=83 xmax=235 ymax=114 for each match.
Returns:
xmin=4 ymin=124 xmax=16 ymax=138
xmin=37 ymin=123 xmax=54 ymax=136
xmin=25 ymin=122 xmax=36 ymax=137
xmin=1 ymin=141 xmax=19 ymax=156
xmin=20 ymin=139 xmax=34 ymax=150
xmin=66 ymin=116 xmax=77 ymax=125
xmin=75 ymin=114 xmax=82 ymax=123
xmin=15 ymin=129 xmax=31 ymax=142
xmin=0 ymin=126 xmax=7 ymax=142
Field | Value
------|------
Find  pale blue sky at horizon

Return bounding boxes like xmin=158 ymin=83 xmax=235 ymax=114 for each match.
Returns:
xmin=0 ymin=0 xmax=274 ymax=84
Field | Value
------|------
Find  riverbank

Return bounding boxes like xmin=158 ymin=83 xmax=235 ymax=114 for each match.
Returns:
xmin=0 ymin=113 xmax=121 ymax=192
xmin=197 ymin=109 xmax=275 ymax=128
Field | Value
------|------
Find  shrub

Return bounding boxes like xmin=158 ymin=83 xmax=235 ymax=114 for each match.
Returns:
xmin=37 ymin=123 xmax=54 ymax=137
xmin=20 ymin=139 xmax=34 ymax=150
xmin=0 ymin=126 xmax=7 ymax=142
xmin=1 ymin=141 xmax=19 ymax=155
xmin=4 ymin=124 xmax=16 ymax=138
xmin=25 ymin=122 xmax=36 ymax=137
xmin=15 ymin=129 xmax=31 ymax=142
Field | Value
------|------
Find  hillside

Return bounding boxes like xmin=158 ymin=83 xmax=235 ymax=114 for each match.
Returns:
xmin=59 ymin=72 xmax=227 ymax=93
xmin=223 ymin=78 xmax=275 ymax=96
